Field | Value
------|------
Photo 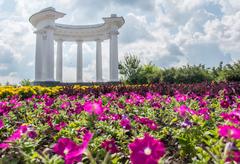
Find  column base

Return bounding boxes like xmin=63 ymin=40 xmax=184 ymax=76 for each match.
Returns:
xmin=32 ymin=81 xmax=60 ymax=86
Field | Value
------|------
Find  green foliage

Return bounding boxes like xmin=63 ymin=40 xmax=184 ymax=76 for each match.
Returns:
xmin=20 ymin=79 xmax=32 ymax=86
xmin=119 ymin=54 xmax=240 ymax=84
xmin=119 ymin=54 xmax=141 ymax=84
xmin=137 ymin=63 xmax=162 ymax=84
xmin=219 ymin=61 xmax=240 ymax=81
xmin=167 ymin=65 xmax=213 ymax=84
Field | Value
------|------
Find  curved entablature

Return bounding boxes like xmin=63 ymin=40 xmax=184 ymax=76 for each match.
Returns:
xmin=29 ymin=7 xmax=124 ymax=42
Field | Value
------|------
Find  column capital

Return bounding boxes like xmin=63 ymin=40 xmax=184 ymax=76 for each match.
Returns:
xmin=95 ymin=39 xmax=103 ymax=42
xmin=56 ymin=39 xmax=63 ymax=43
xmin=34 ymin=29 xmax=45 ymax=34
xmin=76 ymin=40 xmax=83 ymax=45
xmin=109 ymin=30 xmax=119 ymax=35
xmin=43 ymin=25 xmax=55 ymax=31
xmin=55 ymin=39 xmax=64 ymax=43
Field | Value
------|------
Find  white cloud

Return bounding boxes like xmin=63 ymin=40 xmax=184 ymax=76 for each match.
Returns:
xmin=0 ymin=0 xmax=239 ymax=84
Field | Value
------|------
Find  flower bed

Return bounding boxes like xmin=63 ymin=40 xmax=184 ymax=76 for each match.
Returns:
xmin=0 ymin=82 xmax=240 ymax=163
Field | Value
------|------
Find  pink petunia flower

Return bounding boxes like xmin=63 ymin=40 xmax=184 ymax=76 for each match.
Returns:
xmin=226 ymin=150 xmax=240 ymax=163
xmin=101 ymin=139 xmax=119 ymax=154
xmin=175 ymin=105 xmax=191 ymax=117
xmin=0 ymin=125 xmax=36 ymax=149
xmin=83 ymin=101 xmax=104 ymax=115
xmin=218 ymin=125 xmax=240 ymax=140
xmin=54 ymin=122 xmax=67 ymax=131
xmin=134 ymin=116 xmax=158 ymax=130
xmin=120 ymin=118 xmax=131 ymax=130
xmin=220 ymin=109 xmax=240 ymax=125
xmin=53 ymin=130 xmax=93 ymax=164
xmin=128 ymin=133 xmax=165 ymax=164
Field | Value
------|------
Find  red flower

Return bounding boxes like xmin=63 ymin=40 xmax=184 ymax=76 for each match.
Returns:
xmin=128 ymin=133 xmax=165 ymax=164
xmin=101 ymin=139 xmax=119 ymax=154
xmin=220 ymin=100 xmax=230 ymax=108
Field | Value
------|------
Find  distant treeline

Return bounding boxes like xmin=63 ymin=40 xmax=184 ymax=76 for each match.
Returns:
xmin=119 ymin=55 xmax=240 ymax=84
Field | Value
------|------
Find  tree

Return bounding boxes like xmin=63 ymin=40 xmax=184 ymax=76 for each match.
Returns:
xmin=20 ymin=79 xmax=31 ymax=86
xmin=118 ymin=54 xmax=142 ymax=84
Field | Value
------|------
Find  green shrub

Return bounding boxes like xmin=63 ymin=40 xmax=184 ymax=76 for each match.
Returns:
xmin=119 ymin=54 xmax=240 ymax=84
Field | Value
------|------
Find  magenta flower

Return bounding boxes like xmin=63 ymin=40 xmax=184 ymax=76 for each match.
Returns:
xmin=134 ymin=116 xmax=158 ymax=130
xmin=175 ymin=92 xmax=188 ymax=102
xmin=197 ymin=108 xmax=210 ymax=120
xmin=218 ymin=125 xmax=240 ymax=139
xmin=28 ymin=130 xmax=38 ymax=139
xmin=226 ymin=150 xmax=240 ymax=163
xmin=0 ymin=125 xmax=30 ymax=149
xmin=83 ymin=101 xmax=104 ymax=115
xmin=54 ymin=122 xmax=67 ymax=131
xmin=120 ymin=118 xmax=131 ymax=130
xmin=129 ymin=133 xmax=165 ymax=164
xmin=221 ymin=110 xmax=240 ymax=125
xmin=53 ymin=138 xmax=80 ymax=164
xmin=220 ymin=100 xmax=230 ymax=108
xmin=0 ymin=120 xmax=4 ymax=129
xmin=101 ymin=139 xmax=119 ymax=154
xmin=53 ymin=130 xmax=93 ymax=164
xmin=60 ymin=102 xmax=71 ymax=110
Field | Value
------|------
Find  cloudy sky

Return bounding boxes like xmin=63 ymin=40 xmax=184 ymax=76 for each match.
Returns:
xmin=0 ymin=0 xmax=240 ymax=84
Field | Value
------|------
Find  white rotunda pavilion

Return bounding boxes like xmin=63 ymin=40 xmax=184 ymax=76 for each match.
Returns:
xmin=29 ymin=7 xmax=124 ymax=84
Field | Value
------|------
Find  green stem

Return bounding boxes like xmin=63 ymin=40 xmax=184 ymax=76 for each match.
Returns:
xmin=201 ymin=146 xmax=218 ymax=163
xmin=102 ymin=151 xmax=110 ymax=164
xmin=86 ymin=149 xmax=96 ymax=164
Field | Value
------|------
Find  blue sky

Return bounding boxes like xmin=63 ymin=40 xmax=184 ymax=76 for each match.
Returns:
xmin=0 ymin=0 xmax=240 ymax=84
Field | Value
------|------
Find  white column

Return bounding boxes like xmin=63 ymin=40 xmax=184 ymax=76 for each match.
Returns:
xmin=56 ymin=40 xmax=63 ymax=82
xmin=35 ymin=31 xmax=43 ymax=81
xmin=42 ymin=27 xmax=55 ymax=81
xmin=96 ymin=40 xmax=103 ymax=82
xmin=76 ymin=41 xmax=83 ymax=82
xmin=109 ymin=26 xmax=119 ymax=81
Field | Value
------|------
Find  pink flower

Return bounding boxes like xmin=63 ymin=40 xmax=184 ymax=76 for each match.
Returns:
xmin=226 ymin=150 xmax=240 ymax=163
xmin=60 ymin=102 xmax=71 ymax=110
xmin=53 ymin=138 xmax=80 ymax=164
xmin=197 ymin=108 xmax=210 ymax=120
xmin=83 ymin=101 xmax=104 ymax=115
xmin=53 ymin=130 xmax=93 ymax=164
xmin=175 ymin=105 xmax=190 ymax=117
xmin=120 ymin=118 xmax=131 ymax=130
xmin=0 ymin=120 xmax=4 ymax=129
xmin=101 ymin=139 xmax=119 ymax=154
xmin=218 ymin=125 xmax=240 ymax=139
xmin=0 ymin=125 xmax=30 ymax=149
xmin=54 ymin=122 xmax=67 ymax=131
xmin=221 ymin=110 xmax=240 ymax=125
xmin=175 ymin=92 xmax=188 ymax=102
xmin=134 ymin=116 xmax=158 ymax=130
xmin=129 ymin=133 xmax=165 ymax=164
